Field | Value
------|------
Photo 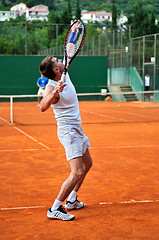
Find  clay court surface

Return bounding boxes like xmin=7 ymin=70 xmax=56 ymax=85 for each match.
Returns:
xmin=0 ymin=100 xmax=159 ymax=240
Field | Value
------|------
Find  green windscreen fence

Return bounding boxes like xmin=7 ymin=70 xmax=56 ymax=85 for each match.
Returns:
xmin=0 ymin=56 xmax=107 ymax=100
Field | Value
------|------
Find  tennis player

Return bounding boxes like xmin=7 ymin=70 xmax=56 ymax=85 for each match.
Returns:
xmin=36 ymin=73 xmax=48 ymax=106
xmin=39 ymin=27 xmax=92 ymax=221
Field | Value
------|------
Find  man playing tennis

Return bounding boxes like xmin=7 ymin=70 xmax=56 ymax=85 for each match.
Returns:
xmin=39 ymin=22 xmax=92 ymax=221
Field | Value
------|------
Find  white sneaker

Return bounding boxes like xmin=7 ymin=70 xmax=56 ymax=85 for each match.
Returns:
xmin=65 ymin=198 xmax=84 ymax=211
xmin=47 ymin=205 xmax=75 ymax=221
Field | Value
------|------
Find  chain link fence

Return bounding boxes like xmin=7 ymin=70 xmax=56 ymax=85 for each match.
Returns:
xmin=0 ymin=22 xmax=130 ymax=57
xmin=1 ymin=22 xmax=159 ymax=89
xmin=131 ymin=34 xmax=159 ymax=90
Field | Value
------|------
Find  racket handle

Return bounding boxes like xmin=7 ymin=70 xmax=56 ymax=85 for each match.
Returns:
xmin=61 ymin=72 xmax=66 ymax=83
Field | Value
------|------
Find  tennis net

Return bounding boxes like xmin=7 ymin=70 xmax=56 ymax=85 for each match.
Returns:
xmin=0 ymin=91 xmax=159 ymax=126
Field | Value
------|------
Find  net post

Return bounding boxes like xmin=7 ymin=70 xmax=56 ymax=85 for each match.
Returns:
xmin=10 ymin=96 xmax=13 ymax=124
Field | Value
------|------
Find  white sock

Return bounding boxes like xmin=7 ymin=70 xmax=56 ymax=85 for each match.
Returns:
xmin=51 ymin=199 xmax=63 ymax=211
xmin=67 ymin=190 xmax=77 ymax=203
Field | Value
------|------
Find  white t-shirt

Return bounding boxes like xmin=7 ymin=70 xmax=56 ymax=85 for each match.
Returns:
xmin=47 ymin=73 xmax=81 ymax=126
xmin=145 ymin=75 xmax=150 ymax=86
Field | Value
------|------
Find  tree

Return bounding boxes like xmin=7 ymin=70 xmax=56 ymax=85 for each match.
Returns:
xmin=47 ymin=0 xmax=56 ymax=11
xmin=128 ymin=0 xmax=157 ymax=38
xmin=67 ymin=0 xmax=72 ymax=21
xmin=61 ymin=0 xmax=72 ymax=24
xmin=47 ymin=12 xmax=60 ymax=47
xmin=149 ymin=11 xmax=156 ymax=34
xmin=75 ymin=0 xmax=81 ymax=20
xmin=111 ymin=4 xmax=117 ymax=30
xmin=131 ymin=0 xmax=146 ymax=37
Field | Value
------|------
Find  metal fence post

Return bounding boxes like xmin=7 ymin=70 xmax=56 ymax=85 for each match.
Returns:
xmin=142 ymin=36 xmax=145 ymax=81
xmin=154 ymin=34 xmax=156 ymax=90
xmin=56 ymin=24 xmax=58 ymax=55
xmin=10 ymin=96 xmax=13 ymax=124
xmin=121 ymin=29 xmax=123 ymax=67
xmin=25 ymin=23 xmax=27 ymax=56
xmin=87 ymin=24 xmax=89 ymax=55
xmin=93 ymin=36 xmax=95 ymax=56
xmin=105 ymin=28 xmax=108 ymax=56
xmin=113 ymin=30 xmax=115 ymax=68
xmin=99 ymin=34 xmax=101 ymax=56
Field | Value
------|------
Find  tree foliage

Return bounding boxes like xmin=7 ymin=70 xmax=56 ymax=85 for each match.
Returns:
xmin=127 ymin=0 xmax=157 ymax=37
xmin=0 ymin=0 xmax=159 ymax=54
xmin=111 ymin=4 xmax=117 ymax=30
xmin=67 ymin=0 xmax=72 ymax=21
xmin=2 ymin=0 xmax=159 ymax=15
xmin=75 ymin=0 xmax=81 ymax=20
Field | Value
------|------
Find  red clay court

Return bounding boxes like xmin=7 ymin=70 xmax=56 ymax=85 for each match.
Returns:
xmin=0 ymin=100 xmax=159 ymax=239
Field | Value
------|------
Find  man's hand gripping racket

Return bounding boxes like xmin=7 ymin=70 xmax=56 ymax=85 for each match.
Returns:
xmin=60 ymin=20 xmax=85 ymax=84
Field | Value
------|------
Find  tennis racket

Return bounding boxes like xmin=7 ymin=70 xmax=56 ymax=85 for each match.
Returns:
xmin=61 ymin=20 xmax=85 ymax=83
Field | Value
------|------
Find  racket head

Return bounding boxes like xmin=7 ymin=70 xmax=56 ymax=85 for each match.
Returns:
xmin=64 ymin=20 xmax=85 ymax=62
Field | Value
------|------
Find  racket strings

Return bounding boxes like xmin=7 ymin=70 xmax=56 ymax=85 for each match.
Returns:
xmin=66 ymin=26 xmax=84 ymax=58
xmin=67 ymin=42 xmax=76 ymax=58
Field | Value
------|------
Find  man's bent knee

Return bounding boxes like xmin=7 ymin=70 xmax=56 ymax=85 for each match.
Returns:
xmin=83 ymin=150 xmax=93 ymax=173
xmin=70 ymin=170 xmax=84 ymax=183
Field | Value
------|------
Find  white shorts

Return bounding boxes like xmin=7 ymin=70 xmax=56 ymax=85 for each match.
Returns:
xmin=58 ymin=125 xmax=90 ymax=161
xmin=37 ymin=88 xmax=45 ymax=96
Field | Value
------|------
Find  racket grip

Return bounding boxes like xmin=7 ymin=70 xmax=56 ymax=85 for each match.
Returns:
xmin=61 ymin=72 xmax=66 ymax=83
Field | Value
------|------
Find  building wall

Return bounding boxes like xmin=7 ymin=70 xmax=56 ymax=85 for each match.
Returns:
xmin=0 ymin=4 xmax=48 ymax=21
xmin=10 ymin=3 xmax=27 ymax=11
xmin=81 ymin=11 xmax=112 ymax=23
xmin=0 ymin=11 xmax=16 ymax=21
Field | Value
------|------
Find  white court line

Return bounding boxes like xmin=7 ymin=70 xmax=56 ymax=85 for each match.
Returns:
xmin=0 ymin=147 xmax=63 ymax=152
xmin=14 ymin=126 xmax=50 ymax=150
xmin=141 ymin=105 xmax=159 ymax=108
xmin=1 ymin=144 xmax=159 ymax=153
xmin=0 ymin=206 xmax=47 ymax=211
xmin=82 ymin=110 xmax=128 ymax=122
xmin=110 ymin=108 xmax=150 ymax=120
xmin=1 ymin=199 xmax=159 ymax=211
xmin=0 ymin=116 xmax=11 ymax=125
xmin=0 ymin=115 xmax=50 ymax=150
xmin=99 ymin=199 xmax=159 ymax=205
xmin=82 ymin=108 xmax=158 ymax=126
xmin=0 ymin=148 xmax=47 ymax=152
xmin=90 ymin=144 xmax=159 ymax=149
xmin=109 ymin=108 xmax=155 ymax=126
